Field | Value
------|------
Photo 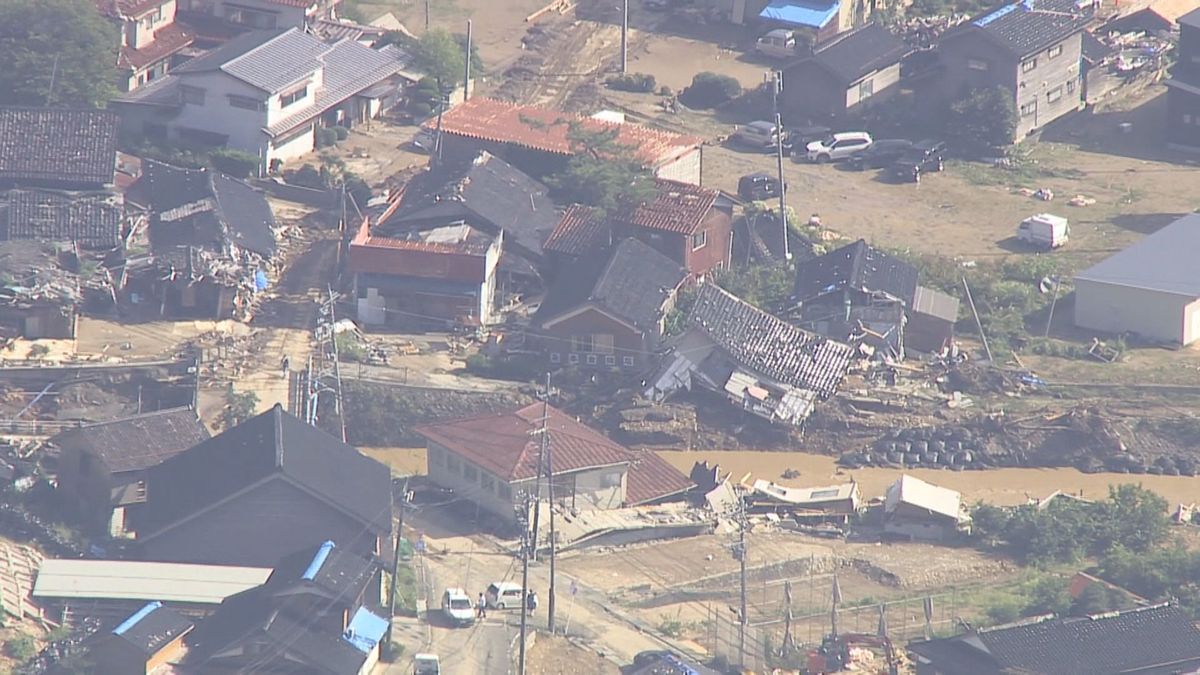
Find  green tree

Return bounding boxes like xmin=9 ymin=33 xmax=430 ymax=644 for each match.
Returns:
xmin=713 ymin=264 xmax=794 ymax=312
xmin=945 ymin=86 xmax=1018 ymax=155
xmin=1069 ymin=582 xmax=1133 ymax=617
xmin=1094 ymin=484 xmax=1168 ymax=553
xmin=386 ymin=29 xmax=483 ymax=94
xmin=0 ymin=0 xmax=119 ymax=107
xmin=1022 ymin=576 xmax=1071 ymax=617
xmin=219 ymin=386 xmax=259 ymax=430
xmin=544 ymin=124 xmax=656 ymax=218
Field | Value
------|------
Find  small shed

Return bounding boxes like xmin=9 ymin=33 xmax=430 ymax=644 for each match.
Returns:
xmin=883 ymin=474 xmax=969 ymax=541
xmin=88 ymin=601 xmax=193 ymax=675
xmin=906 ymin=285 xmax=961 ymax=353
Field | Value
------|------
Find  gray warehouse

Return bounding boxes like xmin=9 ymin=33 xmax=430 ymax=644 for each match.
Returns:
xmin=1074 ymin=213 xmax=1200 ymax=345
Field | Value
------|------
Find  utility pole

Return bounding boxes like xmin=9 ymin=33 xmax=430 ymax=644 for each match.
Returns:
xmin=732 ymin=495 xmax=748 ymax=667
xmin=385 ymin=476 xmax=410 ymax=653
xmin=517 ymin=493 xmax=532 ymax=675
xmin=463 ymin=20 xmax=472 ymax=102
xmin=542 ymin=374 xmax=557 ymax=633
xmin=772 ymin=71 xmax=791 ymax=261
xmin=962 ymin=276 xmax=994 ymax=362
xmin=621 ymin=0 xmax=629 ymax=74
xmin=783 ymin=580 xmax=795 ymax=655
xmin=425 ymin=0 xmax=430 ymax=32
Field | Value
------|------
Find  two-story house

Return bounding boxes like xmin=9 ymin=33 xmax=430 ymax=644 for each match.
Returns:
xmin=96 ymin=0 xmax=196 ymax=92
xmin=111 ymin=27 xmax=409 ymax=172
xmin=177 ymin=0 xmax=339 ymax=30
xmin=1166 ymin=9 xmax=1200 ymax=151
xmin=936 ymin=0 xmax=1094 ymax=141
xmin=781 ymin=22 xmax=910 ymax=123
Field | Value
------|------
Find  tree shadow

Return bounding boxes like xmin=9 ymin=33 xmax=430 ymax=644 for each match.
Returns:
xmin=1109 ymin=212 xmax=1190 ymax=234
xmin=1039 ymin=88 xmax=1200 ymax=166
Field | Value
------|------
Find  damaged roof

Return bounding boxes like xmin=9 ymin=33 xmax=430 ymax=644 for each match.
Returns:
xmin=0 ymin=107 xmax=118 ymax=188
xmin=687 ymin=283 xmax=853 ymax=397
xmin=797 ymin=22 xmax=909 ymax=84
xmin=962 ymin=0 xmax=1094 ymax=57
xmin=544 ymin=205 xmax=607 ymax=257
xmin=0 ymin=241 xmax=79 ymax=306
xmin=793 ymin=239 xmax=918 ymax=304
xmin=265 ymin=540 xmax=379 ymax=600
xmin=108 ymin=601 xmax=193 ymax=657
xmin=884 ymin=474 xmax=962 ymax=521
xmin=49 ymin=407 xmax=210 ymax=474
xmin=2 ymin=189 xmax=123 ymax=248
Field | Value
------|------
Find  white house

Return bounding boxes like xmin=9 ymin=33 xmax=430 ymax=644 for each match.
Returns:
xmin=94 ymin=0 xmax=196 ymax=92
xmin=1074 ymin=213 xmax=1200 ymax=346
xmin=111 ymin=27 xmax=411 ymax=172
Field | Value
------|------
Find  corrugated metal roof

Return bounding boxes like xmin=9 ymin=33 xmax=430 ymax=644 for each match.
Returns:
xmin=33 ymin=559 xmax=270 ymax=604
xmin=1074 ymin=213 xmax=1200 ymax=297
xmin=912 ymin=285 xmax=961 ymax=322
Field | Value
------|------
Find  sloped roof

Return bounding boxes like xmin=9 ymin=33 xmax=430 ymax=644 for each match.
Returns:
xmin=539 ymin=237 xmax=686 ymax=331
xmin=625 ymin=179 xmax=720 ymax=235
xmin=687 ymin=283 xmax=853 ymax=396
xmin=109 ymin=601 xmax=193 ymax=657
xmin=118 ymin=23 xmax=195 ymax=71
xmin=1075 ymin=213 xmax=1200 ymax=297
xmin=265 ymin=540 xmax=378 ymax=601
xmin=3 ymin=189 xmax=123 ymax=248
xmin=964 ymin=0 xmax=1094 ymax=57
xmin=909 ymin=603 xmax=1200 ymax=675
xmin=49 ymin=407 xmax=209 ymax=474
xmin=793 ymin=239 xmax=918 ymax=304
xmin=428 ymin=97 xmax=701 ymax=167
xmin=0 ymin=108 xmax=118 ymax=187
xmin=884 ymin=474 xmax=962 ymax=520
xmin=93 ymin=0 xmax=164 ymax=18
xmin=143 ymin=404 xmax=392 ymax=537
xmin=172 ymin=28 xmax=325 ymax=94
xmin=912 ymin=285 xmax=960 ymax=322
xmin=626 ymin=450 xmax=696 ymax=505
xmin=381 ymin=152 xmax=558 ymax=259
xmin=543 ymin=205 xmax=608 ymax=257
xmin=800 ymin=22 xmax=909 ymax=84
xmin=1183 ymin=7 xmax=1200 ymax=28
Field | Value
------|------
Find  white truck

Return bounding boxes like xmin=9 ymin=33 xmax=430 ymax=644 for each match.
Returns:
xmin=1017 ymin=213 xmax=1069 ymax=249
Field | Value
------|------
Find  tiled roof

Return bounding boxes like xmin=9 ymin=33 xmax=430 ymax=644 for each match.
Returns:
xmin=49 ymin=408 xmax=209 ymax=474
xmin=966 ymin=0 xmax=1094 ymax=57
xmin=688 ymin=283 xmax=852 ymax=397
xmin=265 ymin=541 xmax=379 ymax=600
xmin=310 ymin=17 xmax=388 ymax=42
xmin=3 ymin=189 xmax=123 ymax=248
xmin=109 ymin=602 xmax=193 ymax=657
xmin=0 ymin=108 xmax=118 ymax=187
xmin=94 ymin=0 xmax=164 ymax=18
xmin=909 ymin=603 xmax=1200 ymax=675
xmin=428 ymin=98 xmax=702 ymax=167
xmin=793 ymin=239 xmax=919 ymax=304
xmin=626 ymin=450 xmax=695 ymax=505
xmin=625 ymin=179 xmax=719 ymax=235
xmin=544 ymin=205 xmax=607 ymax=257
xmin=416 ymin=403 xmax=635 ymax=482
xmin=802 ymin=22 xmax=909 ymax=84
xmin=118 ymin=23 xmax=194 ymax=71
xmin=173 ymin=28 xmax=324 ymax=93
xmin=588 ymin=238 xmax=686 ymax=328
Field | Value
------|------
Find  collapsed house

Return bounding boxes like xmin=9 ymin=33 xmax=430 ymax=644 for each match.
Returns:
xmin=124 ymin=160 xmax=277 ymax=320
xmin=748 ymin=480 xmax=861 ymax=525
xmin=647 ymin=282 xmax=854 ymax=427
xmin=883 ymin=474 xmax=971 ymax=541
xmin=0 ymin=241 xmax=83 ymax=339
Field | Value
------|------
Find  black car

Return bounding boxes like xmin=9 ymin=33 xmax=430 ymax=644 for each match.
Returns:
xmin=846 ymin=139 xmax=913 ymax=170
xmin=738 ymin=173 xmax=785 ymax=201
xmin=890 ymin=140 xmax=946 ymax=182
xmin=788 ymin=125 xmax=832 ymax=160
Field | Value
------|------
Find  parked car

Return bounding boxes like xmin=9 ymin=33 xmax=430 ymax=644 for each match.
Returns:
xmin=411 ymin=128 xmax=437 ymax=153
xmin=441 ymin=587 xmax=475 ymax=626
xmin=805 ymin=132 xmax=872 ymax=163
xmin=1017 ymin=213 xmax=1070 ymax=249
xmin=414 ymin=653 xmax=441 ymax=675
xmin=847 ymin=139 xmax=913 ymax=170
xmin=730 ymin=121 xmax=791 ymax=153
xmin=738 ymin=173 xmax=785 ymax=201
xmin=890 ymin=140 xmax=946 ymax=182
xmin=486 ymin=581 xmax=524 ymax=609
xmin=788 ymin=125 xmax=833 ymax=160
xmin=755 ymin=29 xmax=797 ymax=59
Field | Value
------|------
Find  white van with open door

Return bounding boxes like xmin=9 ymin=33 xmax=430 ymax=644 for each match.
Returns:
xmin=1017 ymin=213 xmax=1069 ymax=249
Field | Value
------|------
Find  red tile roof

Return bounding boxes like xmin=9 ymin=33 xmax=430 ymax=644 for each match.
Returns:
xmin=95 ymin=0 xmax=165 ymax=18
xmin=626 ymin=450 xmax=695 ymax=505
xmin=119 ymin=23 xmax=195 ymax=70
xmin=629 ymin=179 xmax=719 ymax=235
xmin=347 ymin=218 xmax=490 ymax=280
xmin=543 ymin=204 xmax=607 ymax=256
xmin=428 ymin=98 xmax=702 ymax=168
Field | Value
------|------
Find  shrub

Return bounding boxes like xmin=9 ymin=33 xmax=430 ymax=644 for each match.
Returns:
xmin=6 ymin=635 xmax=35 ymax=661
xmin=680 ymin=72 xmax=742 ymax=108
xmin=289 ymin=164 xmax=325 ymax=189
xmin=408 ymin=101 xmax=433 ymax=118
xmin=946 ymin=86 xmax=1017 ymax=156
xmin=332 ymin=125 xmax=350 ymax=141
xmin=209 ymin=148 xmax=259 ymax=178
xmin=315 ymin=127 xmax=338 ymax=148
xmin=606 ymin=72 xmax=656 ymax=93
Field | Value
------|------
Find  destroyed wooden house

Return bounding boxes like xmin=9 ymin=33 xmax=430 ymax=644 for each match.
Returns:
xmin=124 ymin=160 xmax=277 ymax=320
xmin=883 ymin=474 xmax=970 ymax=541
xmin=0 ymin=241 xmax=83 ymax=339
xmin=748 ymin=480 xmax=861 ymax=525
xmin=646 ymin=282 xmax=854 ymax=427
xmin=793 ymin=239 xmax=960 ymax=357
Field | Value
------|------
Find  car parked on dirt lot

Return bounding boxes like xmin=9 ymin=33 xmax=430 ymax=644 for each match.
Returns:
xmin=730 ymin=120 xmax=792 ymax=153
xmin=755 ymin=28 xmax=797 ymax=59
xmin=441 ymin=587 xmax=475 ymax=626
xmin=890 ymin=140 xmax=946 ymax=182
xmin=738 ymin=173 xmax=785 ymax=201
xmin=805 ymin=131 xmax=872 ymax=163
xmin=847 ymin=139 xmax=913 ymax=170
xmin=486 ymin=581 xmax=524 ymax=609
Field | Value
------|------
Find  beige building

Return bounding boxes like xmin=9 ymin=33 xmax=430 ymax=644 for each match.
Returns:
xmin=1074 ymin=213 xmax=1200 ymax=346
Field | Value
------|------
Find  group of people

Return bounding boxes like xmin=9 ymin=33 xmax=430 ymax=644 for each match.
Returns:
xmin=475 ymin=590 xmax=538 ymax=619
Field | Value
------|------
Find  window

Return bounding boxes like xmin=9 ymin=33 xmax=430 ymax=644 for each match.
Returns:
xmin=229 ymin=94 xmax=265 ymax=111
xmin=623 ymin=356 xmax=635 ymax=367
xmin=691 ymin=230 xmax=707 ymax=250
xmin=549 ymin=352 xmax=561 ymax=364
xmin=180 ymin=84 xmax=205 ymax=105
xmin=967 ymin=59 xmax=989 ymax=71
xmin=1020 ymin=102 xmax=1036 ymax=116
xmin=593 ymin=334 xmax=614 ymax=355
xmin=605 ymin=355 xmax=616 ymax=366
xmin=585 ymin=354 xmax=598 ymax=365
xmin=1067 ymin=78 xmax=1077 ymax=94
xmin=568 ymin=353 xmax=579 ymax=364
xmin=570 ymin=334 xmax=593 ymax=353
xmin=1048 ymin=44 xmax=1063 ymax=59
xmin=859 ymin=78 xmax=874 ymax=100
xmin=1021 ymin=58 xmax=1037 ymax=73
xmin=600 ymin=471 xmax=622 ymax=488
xmin=280 ymin=86 xmax=308 ymax=108
xmin=1047 ymin=86 xmax=1063 ymax=103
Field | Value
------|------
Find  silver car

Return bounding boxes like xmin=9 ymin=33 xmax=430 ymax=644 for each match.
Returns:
xmin=805 ymin=131 xmax=873 ymax=163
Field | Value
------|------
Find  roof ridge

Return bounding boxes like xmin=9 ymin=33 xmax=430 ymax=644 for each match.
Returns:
xmin=273 ymin=403 xmax=285 ymax=469
xmin=78 ymin=406 xmax=195 ymax=429
xmin=221 ymin=27 xmax=300 ymax=74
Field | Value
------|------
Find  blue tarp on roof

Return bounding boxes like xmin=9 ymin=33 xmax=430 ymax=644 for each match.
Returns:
xmin=759 ymin=0 xmax=840 ymax=28
xmin=344 ymin=606 xmax=389 ymax=653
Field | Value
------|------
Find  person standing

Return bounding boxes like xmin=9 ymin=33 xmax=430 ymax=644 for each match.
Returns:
xmin=526 ymin=589 xmax=538 ymax=614
xmin=477 ymin=592 xmax=487 ymax=619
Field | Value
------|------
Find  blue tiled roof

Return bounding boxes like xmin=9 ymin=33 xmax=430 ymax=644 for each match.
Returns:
xmin=344 ymin=607 xmax=389 ymax=653
xmin=760 ymin=0 xmax=840 ymax=28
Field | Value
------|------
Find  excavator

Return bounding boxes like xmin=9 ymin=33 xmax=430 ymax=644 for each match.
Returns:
xmin=804 ymin=633 xmax=899 ymax=675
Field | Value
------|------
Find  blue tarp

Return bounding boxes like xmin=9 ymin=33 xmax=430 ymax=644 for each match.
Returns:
xmin=255 ymin=269 xmax=269 ymax=291
xmin=344 ymin=607 xmax=389 ymax=653
xmin=759 ymin=0 xmax=840 ymax=28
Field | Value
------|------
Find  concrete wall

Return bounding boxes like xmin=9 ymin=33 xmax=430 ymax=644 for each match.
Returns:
xmin=214 ymin=0 xmax=307 ymax=28
xmin=1166 ymin=85 xmax=1200 ymax=151
xmin=1073 ymin=278 xmax=1196 ymax=344
xmin=170 ymin=70 xmax=270 ymax=154
xmin=571 ymin=465 xmax=626 ymax=510
xmin=426 ymin=441 xmax=518 ymax=524
xmin=1012 ymin=35 xmax=1084 ymax=138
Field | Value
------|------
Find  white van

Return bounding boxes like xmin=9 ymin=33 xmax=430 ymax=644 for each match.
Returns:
xmin=414 ymin=653 xmax=441 ymax=675
xmin=486 ymin=581 xmax=524 ymax=609
xmin=441 ymin=587 xmax=475 ymax=626
xmin=1017 ymin=213 xmax=1069 ymax=249
xmin=755 ymin=29 xmax=797 ymax=59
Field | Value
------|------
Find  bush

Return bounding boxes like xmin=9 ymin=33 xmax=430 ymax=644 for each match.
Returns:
xmin=332 ymin=125 xmax=350 ymax=141
xmin=335 ymin=332 xmax=367 ymax=362
xmin=7 ymin=635 xmax=35 ymax=661
xmin=315 ymin=127 xmax=339 ymax=148
xmin=464 ymin=353 xmax=542 ymax=382
xmin=289 ymin=164 xmax=325 ymax=189
xmin=946 ymin=86 xmax=1018 ymax=156
xmin=680 ymin=72 xmax=742 ymax=108
xmin=408 ymin=101 xmax=433 ymax=118
xmin=606 ymin=72 xmax=656 ymax=93
xmin=209 ymin=148 xmax=259 ymax=178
